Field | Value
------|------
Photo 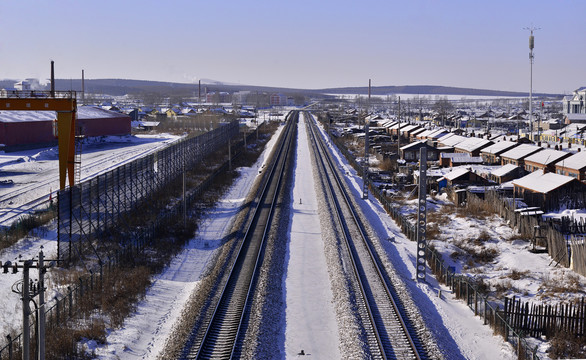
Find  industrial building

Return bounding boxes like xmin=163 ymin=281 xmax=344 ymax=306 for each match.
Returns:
xmin=0 ymin=106 xmax=131 ymax=151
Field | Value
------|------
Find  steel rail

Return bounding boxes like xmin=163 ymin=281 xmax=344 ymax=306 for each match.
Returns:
xmin=184 ymin=112 xmax=296 ymax=359
xmin=306 ymin=111 xmax=423 ymax=360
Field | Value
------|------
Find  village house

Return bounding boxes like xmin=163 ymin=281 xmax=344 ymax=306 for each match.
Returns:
xmin=489 ymin=164 xmax=522 ymax=184
xmin=523 ymin=148 xmax=571 ymax=173
xmin=438 ymin=167 xmax=489 ymax=189
xmin=453 ymin=137 xmax=493 ymax=157
xmin=480 ymin=140 xmax=518 ymax=165
xmin=439 ymin=153 xmax=483 ymax=167
xmin=399 ymin=141 xmax=439 ymax=162
xmin=499 ymin=144 xmax=543 ymax=167
xmin=437 ymin=133 xmax=467 ymax=148
xmin=512 ymin=170 xmax=586 ymax=211
xmin=555 ymin=150 xmax=586 ymax=181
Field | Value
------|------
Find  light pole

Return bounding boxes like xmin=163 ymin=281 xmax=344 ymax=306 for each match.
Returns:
xmin=524 ymin=26 xmax=540 ymax=141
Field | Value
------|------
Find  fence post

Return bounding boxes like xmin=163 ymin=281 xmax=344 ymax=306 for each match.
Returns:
xmin=68 ymin=286 xmax=73 ymax=317
xmin=6 ymin=334 xmax=12 ymax=360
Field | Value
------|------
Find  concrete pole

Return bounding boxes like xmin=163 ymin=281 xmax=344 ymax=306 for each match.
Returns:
xmin=23 ymin=261 xmax=31 ymax=360
xmin=38 ymin=251 xmax=45 ymax=360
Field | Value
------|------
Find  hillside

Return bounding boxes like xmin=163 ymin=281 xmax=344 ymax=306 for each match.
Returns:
xmin=0 ymin=78 xmax=562 ymax=98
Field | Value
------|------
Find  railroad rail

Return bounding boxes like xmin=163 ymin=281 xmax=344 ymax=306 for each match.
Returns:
xmin=181 ymin=111 xmax=297 ymax=359
xmin=305 ymin=111 xmax=426 ymax=359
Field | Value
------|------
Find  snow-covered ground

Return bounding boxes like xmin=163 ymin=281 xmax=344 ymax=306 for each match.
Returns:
xmin=284 ymin=114 xmax=340 ymax=358
xmin=2 ymin=111 xmax=571 ymax=359
xmin=0 ymin=134 xmax=179 ymax=341
xmin=0 ymin=134 xmax=180 ymax=226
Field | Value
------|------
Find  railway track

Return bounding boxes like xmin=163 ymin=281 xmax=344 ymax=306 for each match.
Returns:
xmin=181 ymin=112 xmax=297 ymax=359
xmin=305 ymin=111 xmax=426 ymax=359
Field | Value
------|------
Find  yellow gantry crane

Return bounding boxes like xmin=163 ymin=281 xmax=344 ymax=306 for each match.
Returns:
xmin=0 ymin=91 xmax=78 ymax=190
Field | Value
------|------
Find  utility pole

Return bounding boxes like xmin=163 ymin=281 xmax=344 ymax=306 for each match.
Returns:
xmin=397 ymin=96 xmax=401 ymax=159
xmin=3 ymin=249 xmax=56 ymax=360
xmin=363 ymin=79 xmax=371 ymax=199
xmin=416 ymin=147 xmax=428 ymax=282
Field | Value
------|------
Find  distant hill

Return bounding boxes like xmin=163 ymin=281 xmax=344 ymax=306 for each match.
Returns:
xmin=0 ymin=78 xmax=562 ymax=99
xmin=315 ymin=85 xmax=560 ymax=98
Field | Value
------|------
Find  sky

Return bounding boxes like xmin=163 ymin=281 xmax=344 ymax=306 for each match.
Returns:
xmin=1 ymin=0 xmax=584 ymax=94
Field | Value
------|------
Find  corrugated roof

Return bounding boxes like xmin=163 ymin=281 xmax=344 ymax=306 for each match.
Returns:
xmin=513 ymin=170 xmax=574 ymax=193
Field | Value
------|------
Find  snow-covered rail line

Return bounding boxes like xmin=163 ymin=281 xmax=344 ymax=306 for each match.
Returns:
xmin=307 ymin=111 xmax=426 ymax=360
xmin=181 ymin=112 xmax=296 ymax=359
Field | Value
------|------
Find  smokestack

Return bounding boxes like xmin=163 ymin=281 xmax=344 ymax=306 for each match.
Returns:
xmin=50 ymin=60 xmax=55 ymax=97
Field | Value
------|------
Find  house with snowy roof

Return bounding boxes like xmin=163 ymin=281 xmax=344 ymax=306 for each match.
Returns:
xmin=438 ymin=167 xmax=488 ymax=189
xmin=438 ymin=133 xmax=467 ymax=148
xmin=555 ymin=151 xmax=586 ymax=181
xmin=512 ymin=170 xmax=586 ymax=211
xmin=489 ymin=164 xmax=522 ymax=184
xmin=453 ymin=137 xmax=493 ymax=157
xmin=499 ymin=144 xmax=543 ymax=167
xmin=480 ymin=140 xmax=518 ymax=164
xmin=523 ymin=148 xmax=571 ymax=174
xmin=399 ymin=141 xmax=439 ymax=162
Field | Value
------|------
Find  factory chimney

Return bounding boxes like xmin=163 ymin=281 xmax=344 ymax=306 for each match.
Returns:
xmin=50 ymin=60 xmax=55 ymax=97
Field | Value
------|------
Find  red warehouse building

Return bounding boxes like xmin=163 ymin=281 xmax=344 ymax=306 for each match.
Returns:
xmin=0 ymin=106 xmax=131 ymax=151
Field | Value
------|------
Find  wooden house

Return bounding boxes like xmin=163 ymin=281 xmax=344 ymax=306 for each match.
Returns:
xmin=555 ymin=150 xmax=586 ymax=181
xmin=513 ymin=170 xmax=586 ymax=211
xmin=489 ymin=164 xmax=522 ymax=184
xmin=480 ymin=141 xmax=518 ymax=164
xmin=399 ymin=141 xmax=439 ymax=162
xmin=499 ymin=144 xmax=543 ymax=167
xmin=453 ymin=137 xmax=493 ymax=157
xmin=523 ymin=148 xmax=571 ymax=173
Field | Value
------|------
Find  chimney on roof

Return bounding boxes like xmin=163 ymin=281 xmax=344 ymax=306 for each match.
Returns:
xmin=50 ymin=60 xmax=55 ymax=97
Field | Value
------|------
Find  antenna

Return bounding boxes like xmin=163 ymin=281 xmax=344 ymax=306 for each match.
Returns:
xmin=523 ymin=25 xmax=540 ymax=142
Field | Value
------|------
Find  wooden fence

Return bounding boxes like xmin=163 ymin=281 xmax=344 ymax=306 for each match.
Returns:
xmin=468 ymin=190 xmax=571 ymax=268
xmin=505 ymin=296 xmax=586 ymax=339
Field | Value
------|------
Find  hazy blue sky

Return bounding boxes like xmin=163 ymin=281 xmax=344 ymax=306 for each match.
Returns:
xmin=1 ymin=0 xmax=584 ymax=93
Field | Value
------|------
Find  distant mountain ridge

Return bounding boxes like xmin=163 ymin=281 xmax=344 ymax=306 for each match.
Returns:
xmin=0 ymin=78 xmax=562 ymax=98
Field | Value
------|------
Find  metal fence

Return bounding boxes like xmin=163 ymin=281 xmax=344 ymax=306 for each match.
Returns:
xmin=0 ymin=121 xmax=268 ymax=359
xmin=58 ymin=120 xmax=239 ymax=265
